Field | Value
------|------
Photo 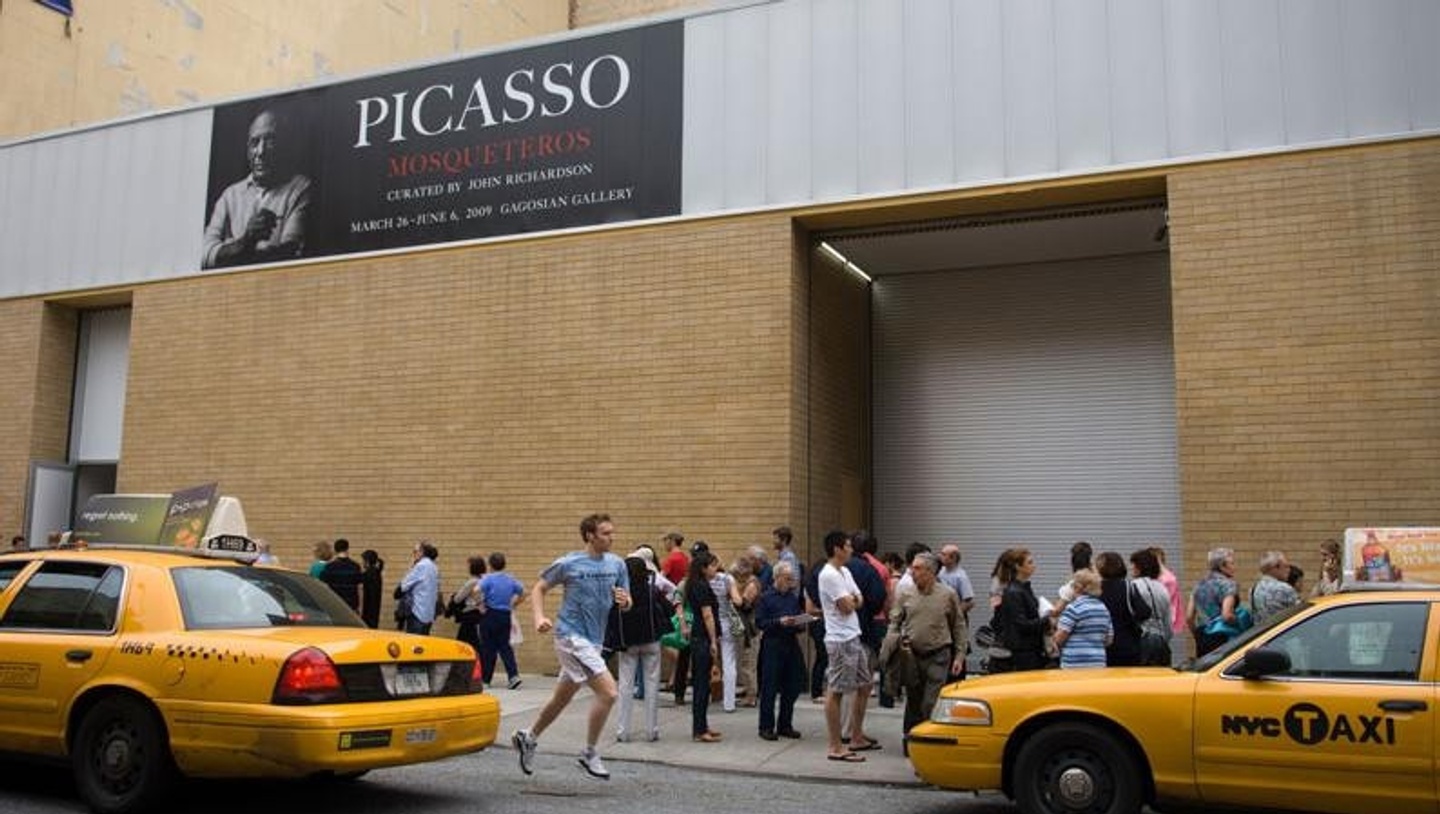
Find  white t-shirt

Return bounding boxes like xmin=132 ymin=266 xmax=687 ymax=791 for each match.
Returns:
xmin=818 ymin=562 xmax=862 ymax=643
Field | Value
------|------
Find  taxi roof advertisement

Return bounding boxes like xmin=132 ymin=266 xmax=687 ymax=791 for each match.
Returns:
xmin=1344 ymin=527 xmax=1440 ymax=585
xmin=72 ymin=483 xmax=220 ymax=546
xmin=201 ymin=20 xmax=683 ymax=270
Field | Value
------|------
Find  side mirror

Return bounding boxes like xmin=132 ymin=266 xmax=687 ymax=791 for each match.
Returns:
xmin=1236 ymin=647 xmax=1291 ymax=679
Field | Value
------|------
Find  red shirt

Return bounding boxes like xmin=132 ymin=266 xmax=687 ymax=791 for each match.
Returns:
xmin=662 ymin=549 xmax=689 ymax=585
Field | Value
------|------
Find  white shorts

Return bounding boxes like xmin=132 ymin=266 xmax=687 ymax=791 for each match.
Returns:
xmin=554 ymin=634 xmax=608 ymax=684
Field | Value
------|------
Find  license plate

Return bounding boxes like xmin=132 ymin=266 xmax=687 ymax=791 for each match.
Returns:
xmin=395 ymin=665 xmax=431 ymax=696
xmin=405 ymin=727 xmax=437 ymax=744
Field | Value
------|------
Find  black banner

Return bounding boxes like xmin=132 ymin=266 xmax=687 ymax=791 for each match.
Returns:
xmin=202 ymin=22 xmax=682 ymax=269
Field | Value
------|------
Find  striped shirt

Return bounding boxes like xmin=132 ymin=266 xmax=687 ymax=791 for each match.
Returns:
xmin=1058 ymin=595 xmax=1112 ymax=668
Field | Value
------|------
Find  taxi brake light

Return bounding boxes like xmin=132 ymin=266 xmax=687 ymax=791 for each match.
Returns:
xmin=273 ymin=647 xmax=346 ymax=705
xmin=470 ymin=657 xmax=484 ymax=691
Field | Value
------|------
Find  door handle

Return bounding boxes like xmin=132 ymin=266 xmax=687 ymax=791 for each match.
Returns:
xmin=1378 ymin=699 xmax=1427 ymax=713
xmin=65 ymin=649 xmax=93 ymax=663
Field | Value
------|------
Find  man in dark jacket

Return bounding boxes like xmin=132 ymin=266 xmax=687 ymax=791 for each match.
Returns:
xmin=755 ymin=560 xmax=808 ymax=740
xmin=320 ymin=537 xmax=363 ymax=612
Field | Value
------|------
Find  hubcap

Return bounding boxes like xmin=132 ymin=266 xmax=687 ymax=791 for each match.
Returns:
xmin=1056 ymin=765 xmax=1096 ymax=808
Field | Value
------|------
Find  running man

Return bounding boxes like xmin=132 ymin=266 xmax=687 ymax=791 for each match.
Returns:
xmin=512 ymin=513 xmax=632 ymax=779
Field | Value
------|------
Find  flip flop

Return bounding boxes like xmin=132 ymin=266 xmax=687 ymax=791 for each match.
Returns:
xmin=827 ymin=751 xmax=866 ymax=762
xmin=850 ymin=737 xmax=882 ymax=752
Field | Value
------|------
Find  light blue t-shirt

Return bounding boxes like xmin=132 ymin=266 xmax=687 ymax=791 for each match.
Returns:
xmin=540 ymin=551 xmax=629 ymax=646
xmin=1058 ymin=594 xmax=1112 ymax=668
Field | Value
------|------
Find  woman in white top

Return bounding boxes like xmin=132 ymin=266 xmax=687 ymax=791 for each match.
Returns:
xmin=709 ymin=551 xmax=746 ymax=713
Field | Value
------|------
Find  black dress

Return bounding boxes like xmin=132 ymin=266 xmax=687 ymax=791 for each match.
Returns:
xmin=360 ymin=566 xmax=383 ymax=629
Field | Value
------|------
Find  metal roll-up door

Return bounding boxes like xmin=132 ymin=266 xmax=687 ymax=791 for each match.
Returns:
xmin=871 ymin=251 xmax=1180 ymax=630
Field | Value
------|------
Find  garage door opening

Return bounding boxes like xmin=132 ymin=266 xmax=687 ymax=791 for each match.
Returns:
xmin=816 ymin=200 xmax=1180 ymax=625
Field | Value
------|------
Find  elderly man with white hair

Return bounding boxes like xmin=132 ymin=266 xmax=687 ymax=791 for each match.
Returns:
xmin=883 ymin=552 xmax=968 ymax=739
xmin=1252 ymin=550 xmax=1300 ymax=623
xmin=754 ymin=559 xmax=809 ymax=740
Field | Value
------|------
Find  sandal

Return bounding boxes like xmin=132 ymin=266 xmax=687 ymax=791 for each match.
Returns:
xmin=827 ymin=751 xmax=865 ymax=762
xmin=850 ymin=737 xmax=882 ymax=752
xmin=693 ymin=731 xmax=723 ymax=743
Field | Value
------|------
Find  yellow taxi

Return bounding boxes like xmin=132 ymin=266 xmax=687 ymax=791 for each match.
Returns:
xmin=0 ymin=540 xmax=500 ymax=814
xmin=909 ymin=585 xmax=1436 ymax=814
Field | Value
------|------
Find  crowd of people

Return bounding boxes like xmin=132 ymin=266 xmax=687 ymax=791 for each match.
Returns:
xmin=283 ymin=523 xmax=1350 ymax=779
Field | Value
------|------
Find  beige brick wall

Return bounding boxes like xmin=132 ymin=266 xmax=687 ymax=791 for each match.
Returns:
xmin=570 ymin=0 xmax=711 ymax=30
xmin=0 ymin=1 xmax=569 ymax=140
xmin=1169 ymin=136 xmax=1440 ymax=594
xmin=0 ymin=300 xmax=76 ymax=540
xmin=117 ymin=212 xmax=797 ymax=662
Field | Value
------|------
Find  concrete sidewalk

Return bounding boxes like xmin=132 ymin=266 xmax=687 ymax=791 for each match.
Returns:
xmin=491 ymin=674 xmax=925 ymax=786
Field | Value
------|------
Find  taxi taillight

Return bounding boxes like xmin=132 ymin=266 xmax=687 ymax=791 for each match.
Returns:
xmin=470 ymin=657 xmax=484 ymax=692
xmin=272 ymin=647 xmax=346 ymax=705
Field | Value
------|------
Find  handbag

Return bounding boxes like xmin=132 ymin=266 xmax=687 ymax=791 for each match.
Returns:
xmin=393 ymin=590 xmax=413 ymax=623
xmin=1134 ymin=581 xmax=1171 ymax=665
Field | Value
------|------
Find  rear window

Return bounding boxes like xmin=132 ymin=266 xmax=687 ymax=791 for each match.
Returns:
xmin=174 ymin=566 xmax=365 ymax=629
xmin=0 ymin=561 xmax=123 ymax=632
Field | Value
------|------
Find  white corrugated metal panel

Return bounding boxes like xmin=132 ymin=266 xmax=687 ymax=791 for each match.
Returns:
xmin=858 ymin=1 xmax=906 ymax=192
xmin=71 ymin=308 xmax=132 ymax=464
xmin=768 ymin=0 xmax=813 ymax=203
xmin=870 ymin=251 xmax=1180 ymax=621
xmin=810 ymin=0 xmax=860 ymax=199
xmin=681 ymin=16 xmax=726 ymax=213
xmin=1054 ymin=0 xmax=1112 ymax=171
xmin=1407 ymin=0 xmax=1440 ymax=128
xmin=679 ymin=0 xmax=1435 ymax=215
xmin=1108 ymin=0 xmax=1169 ymax=163
xmin=1279 ymin=0 xmax=1346 ymax=144
xmin=903 ymin=0 xmax=956 ymax=187
xmin=952 ymin=0 xmax=1007 ymax=181
xmin=0 ymin=111 xmax=210 ymax=298
xmin=1220 ymin=0 xmax=1286 ymax=150
xmin=2 ymin=0 xmax=1437 ymax=300
xmin=723 ymin=5 xmax=770 ymax=208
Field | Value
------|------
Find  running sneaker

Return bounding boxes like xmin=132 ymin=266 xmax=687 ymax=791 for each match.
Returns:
xmin=508 ymin=676 xmax=523 ymax=690
xmin=512 ymin=729 xmax=538 ymax=775
xmin=577 ymin=747 xmax=610 ymax=780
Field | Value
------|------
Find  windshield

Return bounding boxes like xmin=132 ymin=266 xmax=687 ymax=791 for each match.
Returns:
xmin=1183 ymin=601 xmax=1310 ymax=672
xmin=174 ymin=566 xmax=365 ymax=629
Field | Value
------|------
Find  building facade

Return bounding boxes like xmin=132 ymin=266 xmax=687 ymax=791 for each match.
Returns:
xmin=2 ymin=0 xmax=1437 ymax=660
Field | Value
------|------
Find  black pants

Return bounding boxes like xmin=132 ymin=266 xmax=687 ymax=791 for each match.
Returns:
xmin=673 ymin=646 xmax=690 ymax=702
xmin=758 ymin=641 xmax=803 ymax=733
xmin=690 ymin=638 xmax=714 ymax=737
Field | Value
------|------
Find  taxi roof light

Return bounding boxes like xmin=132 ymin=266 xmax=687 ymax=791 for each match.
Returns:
xmin=273 ymin=647 xmax=346 ymax=705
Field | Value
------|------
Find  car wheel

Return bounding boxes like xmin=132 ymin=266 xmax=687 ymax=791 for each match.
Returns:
xmin=72 ymin=695 xmax=176 ymax=814
xmin=1013 ymin=722 xmax=1143 ymax=814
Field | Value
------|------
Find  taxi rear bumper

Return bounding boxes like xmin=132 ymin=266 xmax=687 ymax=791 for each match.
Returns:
xmin=159 ymin=693 xmax=501 ymax=777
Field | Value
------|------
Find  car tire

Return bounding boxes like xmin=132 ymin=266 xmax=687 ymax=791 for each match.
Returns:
xmin=72 ymin=695 xmax=176 ymax=814
xmin=1013 ymin=721 xmax=1143 ymax=814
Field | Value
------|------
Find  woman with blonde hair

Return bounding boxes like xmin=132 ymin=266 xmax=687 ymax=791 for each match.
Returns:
xmin=308 ymin=540 xmax=333 ymax=579
xmin=1053 ymin=569 xmax=1111 ymax=668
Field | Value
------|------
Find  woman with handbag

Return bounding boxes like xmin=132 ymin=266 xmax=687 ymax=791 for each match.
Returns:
xmin=606 ymin=555 xmax=673 ymax=742
xmin=1187 ymin=547 xmax=1240 ymax=657
xmin=451 ymin=556 xmax=487 ymax=654
xmin=1096 ymin=551 xmax=1145 ymax=666
xmin=1129 ymin=548 xmax=1173 ymax=666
